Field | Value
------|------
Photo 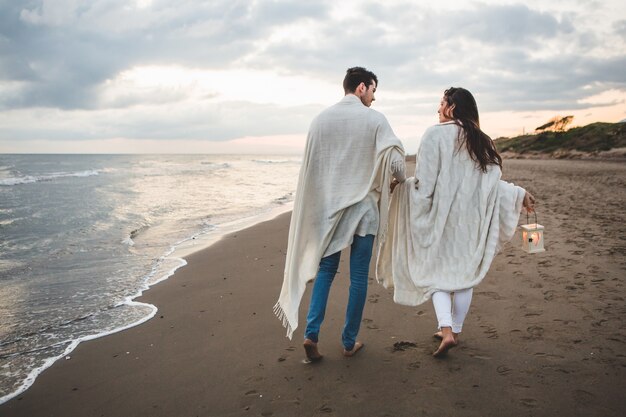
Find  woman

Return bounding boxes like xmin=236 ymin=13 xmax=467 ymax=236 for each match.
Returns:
xmin=377 ymin=87 xmax=535 ymax=357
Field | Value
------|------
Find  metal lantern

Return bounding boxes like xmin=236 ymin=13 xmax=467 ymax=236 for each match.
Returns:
xmin=520 ymin=212 xmax=545 ymax=253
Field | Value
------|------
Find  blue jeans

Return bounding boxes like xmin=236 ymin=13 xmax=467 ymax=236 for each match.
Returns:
xmin=304 ymin=234 xmax=374 ymax=351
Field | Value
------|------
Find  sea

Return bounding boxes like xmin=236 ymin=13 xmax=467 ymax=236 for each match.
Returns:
xmin=0 ymin=154 xmax=301 ymax=403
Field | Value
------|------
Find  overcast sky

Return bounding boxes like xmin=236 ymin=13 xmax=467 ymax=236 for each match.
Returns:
xmin=1 ymin=0 xmax=625 ymax=154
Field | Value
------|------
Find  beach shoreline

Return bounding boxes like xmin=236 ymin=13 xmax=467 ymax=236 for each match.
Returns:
xmin=0 ymin=154 xmax=302 ymax=405
xmin=0 ymin=202 xmax=293 ymax=406
xmin=1 ymin=159 xmax=624 ymax=417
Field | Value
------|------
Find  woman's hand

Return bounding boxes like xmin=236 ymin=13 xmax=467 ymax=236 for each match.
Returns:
xmin=523 ymin=191 xmax=536 ymax=213
xmin=390 ymin=178 xmax=400 ymax=193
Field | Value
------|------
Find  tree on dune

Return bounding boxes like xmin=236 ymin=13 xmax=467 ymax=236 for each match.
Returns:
xmin=535 ymin=115 xmax=574 ymax=132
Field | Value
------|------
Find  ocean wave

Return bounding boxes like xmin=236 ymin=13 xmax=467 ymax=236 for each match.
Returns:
xmin=200 ymin=162 xmax=231 ymax=169
xmin=0 ymin=170 xmax=100 ymax=186
xmin=0 ymin=259 xmax=25 ymax=274
xmin=0 ymin=299 xmax=158 ymax=405
xmin=129 ymin=225 xmax=149 ymax=240
xmin=273 ymin=192 xmax=295 ymax=204
xmin=0 ymin=218 xmax=20 ymax=227
xmin=0 ymin=154 xmax=302 ymax=404
xmin=121 ymin=223 xmax=151 ymax=246
xmin=0 ymin=312 xmax=97 ymax=353
xmin=252 ymin=159 xmax=301 ymax=165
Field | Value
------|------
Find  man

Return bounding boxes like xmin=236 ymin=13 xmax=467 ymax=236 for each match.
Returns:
xmin=273 ymin=67 xmax=406 ymax=361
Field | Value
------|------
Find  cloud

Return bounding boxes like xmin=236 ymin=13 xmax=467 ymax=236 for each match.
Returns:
xmin=613 ymin=19 xmax=626 ymax=37
xmin=0 ymin=99 xmax=322 ymax=141
xmin=0 ymin=0 xmax=624 ymax=148
xmin=242 ymin=1 xmax=626 ymax=114
xmin=1 ymin=0 xmax=337 ymax=110
xmin=453 ymin=4 xmax=574 ymax=43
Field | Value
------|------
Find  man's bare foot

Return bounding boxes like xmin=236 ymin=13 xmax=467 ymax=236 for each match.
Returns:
xmin=303 ymin=339 xmax=323 ymax=362
xmin=433 ymin=336 xmax=457 ymax=357
xmin=343 ymin=341 xmax=365 ymax=357
xmin=433 ymin=331 xmax=459 ymax=343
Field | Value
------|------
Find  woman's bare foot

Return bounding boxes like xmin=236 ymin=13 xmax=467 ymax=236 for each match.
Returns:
xmin=433 ymin=331 xmax=459 ymax=343
xmin=303 ymin=339 xmax=323 ymax=362
xmin=433 ymin=337 xmax=457 ymax=357
xmin=343 ymin=341 xmax=365 ymax=357
xmin=433 ymin=327 xmax=458 ymax=357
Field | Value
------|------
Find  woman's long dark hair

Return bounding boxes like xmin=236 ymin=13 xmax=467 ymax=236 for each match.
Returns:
xmin=444 ymin=87 xmax=502 ymax=172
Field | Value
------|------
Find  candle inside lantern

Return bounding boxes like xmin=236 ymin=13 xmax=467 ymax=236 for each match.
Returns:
xmin=530 ymin=231 xmax=541 ymax=244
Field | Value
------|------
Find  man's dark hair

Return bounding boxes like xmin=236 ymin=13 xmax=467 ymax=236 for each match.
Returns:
xmin=343 ymin=67 xmax=378 ymax=94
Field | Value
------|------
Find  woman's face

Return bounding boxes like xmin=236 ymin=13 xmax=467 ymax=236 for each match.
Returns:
xmin=438 ymin=96 xmax=454 ymax=123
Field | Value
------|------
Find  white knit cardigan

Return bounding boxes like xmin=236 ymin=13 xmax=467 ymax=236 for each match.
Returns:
xmin=274 ymin=95 xmax=405 ymax=339
xmin=376 ymin=122 xmax=525 ymax=306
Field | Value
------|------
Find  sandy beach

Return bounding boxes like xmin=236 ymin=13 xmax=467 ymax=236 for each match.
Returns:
xmin=1 ymin=159 xmax=624 ymax=417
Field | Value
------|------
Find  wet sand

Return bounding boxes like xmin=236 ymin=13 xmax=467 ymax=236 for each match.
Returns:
xmin=1 ymin=159 xmax=624 ymax=417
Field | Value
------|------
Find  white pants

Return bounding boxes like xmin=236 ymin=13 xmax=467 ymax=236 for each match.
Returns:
xmin=431 ymin=288 xmax=473 ymax=334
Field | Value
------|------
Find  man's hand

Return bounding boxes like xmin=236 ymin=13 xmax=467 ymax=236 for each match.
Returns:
xmin=523 ymin=191 xmax=536 ymax=213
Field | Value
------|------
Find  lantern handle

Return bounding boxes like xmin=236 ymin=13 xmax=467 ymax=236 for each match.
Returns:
xmin=526 ymin=210 xmax=538 ymax=225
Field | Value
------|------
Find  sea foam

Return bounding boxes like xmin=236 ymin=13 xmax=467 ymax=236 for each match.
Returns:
xmin=0 ymin=170 xmax=100 ymax=186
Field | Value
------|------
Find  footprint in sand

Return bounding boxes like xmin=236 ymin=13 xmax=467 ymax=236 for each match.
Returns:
xmin=573 ymin=390 xmax=596 ymax=406
xmin=476 ymin=291 xmax=502 ymax=300
xmin=539 ymin=272 xmax=553 ymax=281
xmin=533 ymin=352 xmax=564 ymax=360
xmin=497 ymin=365 xmax=512 ymax=376
xmin=543 ymin=290 xmax=556 ymax=301
xmin=471 ymin=355 xmax=492 ymax=360
xmin=526 ymin=325 xmax=544 ymax=338
xmin=607 ymin=336 xmax=625 ymax=344
xmin=481 ymin=325 xmax=499 ymax=339
xmin=564 ymin=258 xmax=581 ymax=266
xmin=520 ymin=398 xmax=538 ymax=408
xmin=368 ymin=294 xmax=380 ymax=303
xmin=392 ymin=341 xmax=418 ymax=352
xmin=553 ymin=319 xmax=576 ymax=326
xmin=407 ymin=361 xmax=421 ymax=370
xmin=454 ymin=401 xmax=467 ymax=409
